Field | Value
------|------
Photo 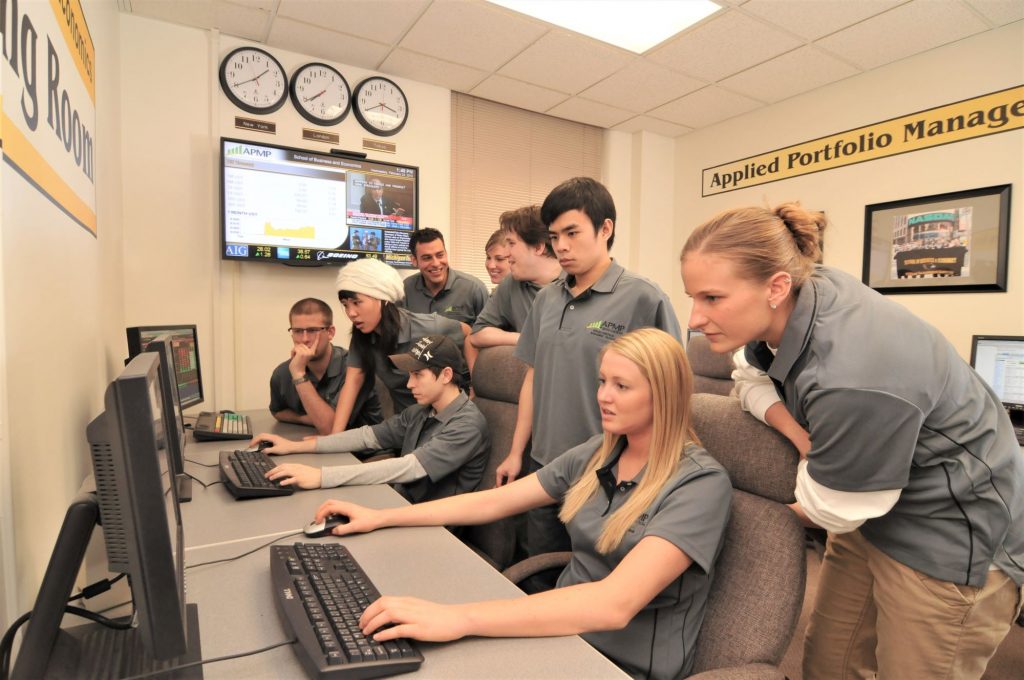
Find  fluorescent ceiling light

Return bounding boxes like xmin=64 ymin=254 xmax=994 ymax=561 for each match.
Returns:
xmin=488 ymin=0 xmax=721 ymax=54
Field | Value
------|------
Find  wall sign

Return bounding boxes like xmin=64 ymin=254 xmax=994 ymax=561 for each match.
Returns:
xmin=1 ymin=0 xmax=97 ymax=235
xmin=702 ymin=85 xmax=1024 ymax=197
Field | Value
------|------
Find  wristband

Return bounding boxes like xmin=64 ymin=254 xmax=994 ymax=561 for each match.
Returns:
xmin=292 ymin=375 xmax=310 ymax=386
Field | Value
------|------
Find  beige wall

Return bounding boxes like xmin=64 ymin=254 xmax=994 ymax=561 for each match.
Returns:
xmin=672 ymin=22 xmax=1024 ymax=355
xmin=1 ymin=0 xmax=126 ymax=613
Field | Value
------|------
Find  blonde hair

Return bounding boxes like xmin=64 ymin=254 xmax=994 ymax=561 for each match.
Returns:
xmin=484 ymin=229 xmax=506 ymax=253
xmin=680 ymin=203 xmax=827 ymax=288
xmin=559 ymin=328 xmax=699 ymax=554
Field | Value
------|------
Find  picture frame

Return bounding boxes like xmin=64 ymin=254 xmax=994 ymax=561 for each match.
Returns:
xmin=862 ymin=184 xmax=1011 ymax=294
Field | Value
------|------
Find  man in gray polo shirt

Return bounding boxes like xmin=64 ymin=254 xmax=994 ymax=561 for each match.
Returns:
xmin=470 ymin=205 xmax=563 ymax=349
xmin=496 ymin=177 xmax=682 ymax=573
xmin=402 ymin=227 xmax=488 ymax=326
xmin=262 ymin=335 xmax=489 ymax=504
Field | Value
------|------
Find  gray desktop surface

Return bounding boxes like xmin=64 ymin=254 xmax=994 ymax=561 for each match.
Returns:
xmin=179 ymin=411 xmax=627 ymax=679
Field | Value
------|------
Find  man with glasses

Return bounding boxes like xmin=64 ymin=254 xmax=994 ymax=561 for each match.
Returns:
xmin=270 ymin=298 xmax=382 ymax=434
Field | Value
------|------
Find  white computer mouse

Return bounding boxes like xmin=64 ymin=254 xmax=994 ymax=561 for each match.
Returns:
xmin=303 ymin=514 xmax=349 ymax=538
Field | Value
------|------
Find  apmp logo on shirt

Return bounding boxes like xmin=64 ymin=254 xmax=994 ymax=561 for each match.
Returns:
xmin=627 ymin=512 xmax=651 ymax=535
xmin=585 ymin=319 xmax=627 ymax=341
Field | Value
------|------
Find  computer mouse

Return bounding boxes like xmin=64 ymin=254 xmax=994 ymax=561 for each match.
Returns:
xmin=219 ymin=409 xmax=236 ymax=414
xmin=304 ymin=514 xmax=349 ymax=538
xmin=256 ymin=440 xmax=273 ymax=452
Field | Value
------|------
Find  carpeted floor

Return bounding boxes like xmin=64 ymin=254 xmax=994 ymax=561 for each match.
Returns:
xmin=779 ymin=549 xmax=1023 ymax=679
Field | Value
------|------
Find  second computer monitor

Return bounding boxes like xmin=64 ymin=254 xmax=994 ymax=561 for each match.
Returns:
xmin=970 ymin=334 xmax=1024 ymax=423
xmin=126 ymin=325 xmax=203 ymax=409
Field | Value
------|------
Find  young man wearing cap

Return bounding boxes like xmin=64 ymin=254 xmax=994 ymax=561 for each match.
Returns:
xmin=496 ymin=177 xmax=682 ymax=585
xmin=257 ymin=335 xmax=489 ymax=504
xmin=403 ymin=228 xmax=488 ymax=326
xmin=469 ymin=205 xmax=563 ymax=349
xmin=269 ymin=298 xmax=382 ymax=435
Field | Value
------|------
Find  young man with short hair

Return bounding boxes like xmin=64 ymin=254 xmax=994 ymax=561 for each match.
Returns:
xmin=469 ymin=205 xmax=563 ymax=349
xmin=403 ymin=228 xmax=488 ymax=326
xmin=259 ymin=335 xmax=489 ymax=504
xmin=269 ymin=298 xmax=381 ymax=435
xmin=496 ymin=177 xmax=682 ymax=572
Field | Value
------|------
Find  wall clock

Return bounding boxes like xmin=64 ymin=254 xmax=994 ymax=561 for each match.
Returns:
xmin=352 ymin=77 xmax=409 ymax=137
xmin=289 ymin=62 xmax=351 ymax=126
xmin=219 ymin=46 xmax=288 ymax=115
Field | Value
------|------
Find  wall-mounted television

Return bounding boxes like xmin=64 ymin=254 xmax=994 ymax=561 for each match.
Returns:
xmin=220 ymin=137 xmax=419 ymax=268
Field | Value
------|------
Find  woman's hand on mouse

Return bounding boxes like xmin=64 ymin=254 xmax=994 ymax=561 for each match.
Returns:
xmin=248 ymin=432 xmax=308 ymax=455
xmin=266 ymin=463 xmax=322 ymax=489
xmin=316 ymin=500 xmax=383 ymax=535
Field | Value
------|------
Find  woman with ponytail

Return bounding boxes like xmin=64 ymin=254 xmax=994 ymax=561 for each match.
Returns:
xmin=680 ymin=203 xmax=1023 ymax=680
xmin=313 ymin=328 xmax=732 ymax=680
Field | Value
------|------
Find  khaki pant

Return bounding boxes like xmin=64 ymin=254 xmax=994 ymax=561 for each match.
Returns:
xmin=803 ymin=530 xmax=1022 ymax=680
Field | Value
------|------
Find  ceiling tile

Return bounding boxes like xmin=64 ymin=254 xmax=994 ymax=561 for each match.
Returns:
xmin=647 ymin=9 xmax=803 ymax=81
xmin=498 ymin=31 xmax=631 ymax=94
xmin=613 ymin=115 xmax=693 ymax=137
xmin=578 ymin=60 xmax=706 ymax=113
xmin=546 ymin=97 xmax=635 ymax=128
xmin=380 ymin=48 xmax=488 ymax=92
xmin=648 ymin=86 xmax=762 ymax=128
xmin=226 ymin=0 xmax=276 ymax=11
xmin=125 ymin=0 xmax=214 ymax=30
xmin=400 ymin=0 xmax=548 ymax=72
xmin=742 ymin=0 xmax=902 ymax=40
xmin=963 ymin=0 xmax=1024 ymax=25
xmin=720 ymin=45 xmax=859 ymax=103
xmin=267 ymin=17 xmax=392 ymax=70
xmin=469 ymin=75 xmax=569 ymax=113
xmin=276 ymin=0 xmax=430 ymax=45
xmin=214 ymin=1 xmax=271 ymax=41
xmin=816 ymin=0 xmax=989 ymax=70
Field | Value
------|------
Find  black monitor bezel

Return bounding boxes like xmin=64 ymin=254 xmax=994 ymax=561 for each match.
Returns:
xmin=969 ymin=334 xmax=1024 ymax=411
xmin=126 ymin=324 xmax=204 ymax=410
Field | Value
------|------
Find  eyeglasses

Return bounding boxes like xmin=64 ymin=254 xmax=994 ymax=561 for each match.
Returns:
xmin=288 ymin=326 xmax=329 ymax=338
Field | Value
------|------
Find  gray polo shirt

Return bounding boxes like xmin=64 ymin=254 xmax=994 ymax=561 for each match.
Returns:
xmin=471 ymin=274 xmax=552 ymax=334
xmin=515 ymin=260 xmax=682 ymax=465
xmin=346 ymin=309 xmax=466 ymax=414
xmin=402 ymin=268 xmax=488 ymax=325
xmin=536 ymin=435 xmax=731 ymax=680
xmin=746 ymin=265 xmax=1024 ymax=586
xmin=269 ymin=345 xmax=382 ymax=427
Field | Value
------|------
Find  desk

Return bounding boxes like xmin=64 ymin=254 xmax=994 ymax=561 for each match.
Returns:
xmin=178 ymin=411 xmax=626 ymax=679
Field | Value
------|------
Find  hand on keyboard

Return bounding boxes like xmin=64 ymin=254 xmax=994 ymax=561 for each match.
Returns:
xmin=360 ymin=595 xmax=471 ymax=644
xmin=266 ymin=463 xmax=323 ymax=489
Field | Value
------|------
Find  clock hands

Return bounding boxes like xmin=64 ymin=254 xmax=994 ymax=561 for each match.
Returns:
xmin=303 ymin=89 xmax=327 ymax=103
xmin=233 ymin=68 xmax=270 ymax=88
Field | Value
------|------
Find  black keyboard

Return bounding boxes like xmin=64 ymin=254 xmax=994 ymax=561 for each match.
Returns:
xmin=219 ymin=449 xmax=294 ymax=499
xmin=271 ymin=543 xmax=422 ymax=679
xmin=193 ymin=411 xmax=253 ymax=441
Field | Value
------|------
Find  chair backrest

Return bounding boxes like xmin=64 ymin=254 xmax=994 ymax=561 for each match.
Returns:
xmin=466 ymin=345 xmax=528 ymax=570
xmin=374 ymin=376 xmax=395 ymax=419
xmin=689 ymin=393 xmax=805 ymax=674
xmin=687 ymin=334 xmax=735 ymax=396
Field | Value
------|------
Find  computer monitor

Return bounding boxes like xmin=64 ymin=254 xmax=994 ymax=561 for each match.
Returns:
xmin=970 ymin=335 xmax=1024 ymax=426
xmin=126 ymin=325 xmax=203 ymax=409
xmin=145 ymin=334 xmax=192 ymax=502
xmin=12 ymin=353 xmax=201 ymax=678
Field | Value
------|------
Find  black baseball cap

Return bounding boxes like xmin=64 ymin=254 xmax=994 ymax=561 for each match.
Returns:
xmin=389 ymin=335 xmax=466 ymax=375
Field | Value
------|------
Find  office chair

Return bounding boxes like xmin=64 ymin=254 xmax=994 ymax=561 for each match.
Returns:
xmin=504 ymin=393 xmax=805 ymax=680
xmin=688 ymin=334 xmax=736 ymax=396
xmin=465 ymin=345 xmax=529 ymax=570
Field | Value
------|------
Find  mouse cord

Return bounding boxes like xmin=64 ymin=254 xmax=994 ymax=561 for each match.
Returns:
xmin=184 ymin=531 xmax=303 ymax=570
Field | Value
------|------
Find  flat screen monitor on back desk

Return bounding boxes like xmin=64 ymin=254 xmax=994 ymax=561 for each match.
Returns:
xmin=970 ymin=335 xmax=1024 ymax=440
xmin=175 ymin=411 xmax=627 ymax=679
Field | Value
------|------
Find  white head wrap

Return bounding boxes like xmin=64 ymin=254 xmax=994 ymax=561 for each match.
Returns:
xmin=335 ymin=258 xmax=405 ymax=303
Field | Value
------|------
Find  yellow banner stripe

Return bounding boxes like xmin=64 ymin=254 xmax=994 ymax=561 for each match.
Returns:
xmin=703 ymin=85 xmax=1024 ymax=196
xmin=49 ymin=0 xmax=96 ymax=102
xmin=1 ymin=107 xmax=97 ymax=235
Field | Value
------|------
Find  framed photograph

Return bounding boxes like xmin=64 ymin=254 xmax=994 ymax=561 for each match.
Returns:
xmin=862 ymin=184 xmax=1011 ymax=294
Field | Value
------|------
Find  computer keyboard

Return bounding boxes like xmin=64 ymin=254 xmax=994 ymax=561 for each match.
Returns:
xmin=193 ymin=411 xmax=253 ymax=441
xmin=219 ymin=449 xmax=294 ymax=499
xmin=271 ymin=543 xmax=422 ymax=679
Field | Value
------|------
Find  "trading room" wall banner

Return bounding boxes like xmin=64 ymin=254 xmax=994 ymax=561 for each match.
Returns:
xmin=702 ymin=85 xmax=1024 ymax=197
xmin=2 ymin=0 xmax=96 ymax=235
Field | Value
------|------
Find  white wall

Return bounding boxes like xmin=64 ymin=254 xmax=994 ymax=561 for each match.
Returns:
xmin=672 ymin=22 xmax=1024 ymax=355
xmin=119 ymin=16 xmax=452 ymax=413
xmin=1 ymin=0 xmax=125 ymax=615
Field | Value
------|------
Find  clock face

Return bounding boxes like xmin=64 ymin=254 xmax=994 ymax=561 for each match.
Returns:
xmin=289 ymin=63 xmax=351 ymax=126
xmin=219 ymin=47 xmax=288 ymax=115
xmin=353 ymin=77 xmax=409 ymax=137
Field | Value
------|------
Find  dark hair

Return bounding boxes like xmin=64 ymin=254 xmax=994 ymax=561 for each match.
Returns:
xmin=541 ymin=177 xmax=616 ymax=250
xmin=500 ymin=205 xmax=553 ymax=257
xmin=289 ymin=298 xmax=333 ymax=325
xmin=681 ymin=203 xmax=827 ymax=289
xmin=409 ymin=228 xmax=446 ymax=258
xmin=424 ymin=364 xmax=469 ymax=392
xmin=337 ymin=291 xmax=402 ymax=385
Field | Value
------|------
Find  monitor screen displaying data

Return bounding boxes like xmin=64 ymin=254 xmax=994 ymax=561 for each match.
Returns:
xmin=970 ymin=335 xmax=1024 ymax=410
xmin=127 ymin=325 xmax=204 ymax=410
xmin=221 ymin=137 xmax=418 ymax=268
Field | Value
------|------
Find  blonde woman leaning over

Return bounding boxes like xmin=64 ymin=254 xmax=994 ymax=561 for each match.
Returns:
xmin=681 ymin=203 xmax=1023 ymax=680
xmin=312 ymin=328 xmax=732 ymax=680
